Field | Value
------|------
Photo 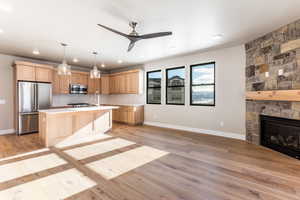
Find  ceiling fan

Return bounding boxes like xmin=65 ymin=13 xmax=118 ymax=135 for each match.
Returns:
xmin=98 ymin=22 xmax=172 ymax=52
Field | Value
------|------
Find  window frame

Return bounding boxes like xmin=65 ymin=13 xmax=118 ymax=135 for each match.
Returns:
xmin=190 ymin=62 xmax=216 ymax=107
xmin=146 ymin=70 xmax=162 ymax=105
xmin=166 ymin=66 xmax=186 ymax=105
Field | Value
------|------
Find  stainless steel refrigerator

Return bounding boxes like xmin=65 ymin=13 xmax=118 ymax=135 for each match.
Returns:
xmin=17 ymin=82 xmax=52 ymax=135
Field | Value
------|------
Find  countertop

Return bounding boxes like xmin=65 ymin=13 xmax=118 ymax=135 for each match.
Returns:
xmin=39 ymin=106 xmax=119 ymax=114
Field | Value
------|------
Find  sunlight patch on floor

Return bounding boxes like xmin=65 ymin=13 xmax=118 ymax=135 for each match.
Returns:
xmin=0 ymin=168 xmax=96 ymax=200
xmin=86 ymin=146 xmax=169 ymax=180
xmin=0 ymin=154 xmax=66 ymax=183
xmin=0 ymin=148 xmax=50 ymax=162
xmin=64 ymin=138 xmax=135 ymax=160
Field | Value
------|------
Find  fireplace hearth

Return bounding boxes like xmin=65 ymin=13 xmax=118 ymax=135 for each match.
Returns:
xmin=261 ymin=115 xmax=300 ymax=159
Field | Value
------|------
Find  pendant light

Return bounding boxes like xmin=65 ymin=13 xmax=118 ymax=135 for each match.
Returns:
xmin=57 ymin=43 xmax=71 ymax=75
xmin=90 ymin=51 xmax=101 ymax=79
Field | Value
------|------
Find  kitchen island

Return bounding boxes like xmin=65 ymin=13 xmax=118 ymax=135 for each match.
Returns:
xmin=39 ymin=106 xmax=118 ymax=147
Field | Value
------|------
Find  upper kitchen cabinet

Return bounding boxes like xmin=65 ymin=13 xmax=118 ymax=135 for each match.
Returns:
xmin=71 ymin=72 xmax=88 ymax=86
xmin=88 ymin=78 xmax=101 ymax=94
xmin=109 ymin=69 xmax=143 ymax=94
xmin=53 ymin=69 xmax=70 ymax=94
xmin=36 ymin=67 xmax=53 ymax=83
xmin=14 ymin=61 xmax=54 ymax=83
xmin=101 ymin=75 xmax=110 ymax=94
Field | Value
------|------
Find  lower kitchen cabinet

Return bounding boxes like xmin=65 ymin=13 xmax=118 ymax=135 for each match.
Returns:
xmin=108 ymin=105 xmax=144 ymax=125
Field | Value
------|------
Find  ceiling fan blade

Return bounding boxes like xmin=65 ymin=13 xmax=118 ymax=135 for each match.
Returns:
xmin=98 ymin=24 xmax=129 ymax=38
xmin=139 ymin=32 xmax=172 ymax=39
xmin=127 ymin=41 xmax=136 ymax=52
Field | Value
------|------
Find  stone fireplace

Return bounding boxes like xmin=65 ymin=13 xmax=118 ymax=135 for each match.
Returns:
xmin=246 ymin=18 xmax=300 ymax=157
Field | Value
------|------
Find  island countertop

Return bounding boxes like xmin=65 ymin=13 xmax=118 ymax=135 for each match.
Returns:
xmin=39 ymin=106 xmax=119 ymax=114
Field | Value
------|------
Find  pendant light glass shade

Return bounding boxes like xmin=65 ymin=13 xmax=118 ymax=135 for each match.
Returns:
xmin=90 ymin=52 xmax=101 ymax=79
xmin=57 ymin=43 xmax=71 ymax=76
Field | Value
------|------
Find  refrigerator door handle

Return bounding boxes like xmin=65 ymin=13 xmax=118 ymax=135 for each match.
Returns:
xmin=35 ymin=83 xmax=39 ymax=111
xmin=31 ymin=83 xmax=36 ymax=112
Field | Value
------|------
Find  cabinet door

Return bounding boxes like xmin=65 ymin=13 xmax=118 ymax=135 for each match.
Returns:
xmin=95 ymin=78 xmax=101 ymax=94
xmin=101 ymin=76 xmax=110 ymax=94
xmin=71 ymin=73 xmax=81 ymax=84
xmin=112 ymin=109 xmax=120 ymax=121
xmin=16 ymin=65 xmax=36 ymax=81
xmin=119 ymin=75 xmax=126 ymax=94
xmin=88 ymin=78 xmax=95 ymax=94
xmin=52 ymin=70 xmax=60 ymax=94
xmin=36 ymin=67 xmax=53 ymax=83
xmin=127 ymin=111 xmax=135 ymax=124
xmin=60 ymin=75 xmax=71 ymax=94
xmin=80 ymin=74 xmax=88 ymax=86
xmin=109 ymin=76 xmax=115 ymax=94
xmin=128 ymin=72 xmax=139 ymax=94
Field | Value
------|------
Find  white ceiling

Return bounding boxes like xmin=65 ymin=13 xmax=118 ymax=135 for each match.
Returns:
xmin=0 ymin=0 xmax=300 ymax=69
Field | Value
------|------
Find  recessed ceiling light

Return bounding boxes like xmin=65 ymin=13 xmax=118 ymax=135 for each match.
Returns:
xmin=212 ymin=34 xmax=223 ymax=40
xmin=32 ymin=49 xmax=40 ymax=55
xmin=118 ymin=60 xmax=123 ymax=64
xmin=101 ymin=63 xmax=105 ymax=68
xmin=0 ymin=4 xmax=12 ymax=12
xmin=73 ymin=58 xmax=79 ymax=63
xmin=0 ymin=29 xmax=3 ymax=34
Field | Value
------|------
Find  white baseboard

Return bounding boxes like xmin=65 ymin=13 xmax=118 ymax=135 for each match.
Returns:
xmin=144 ymin=121 xmax=246 ymax=141
xmin=0 ymin=129 xmax=15 ymax=135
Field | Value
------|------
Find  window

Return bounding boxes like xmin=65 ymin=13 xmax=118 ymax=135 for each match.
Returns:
xmin=147 ymin=70 xmax=162 ymax=104
xmin=166 ymin=67 xmax=185 ymax=105
xmin=190 ymin=62 xmax=215 ymax=106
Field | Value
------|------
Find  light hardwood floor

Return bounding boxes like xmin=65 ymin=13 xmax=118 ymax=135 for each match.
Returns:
xmin=0 ymin=123 xmax=300 ymax=200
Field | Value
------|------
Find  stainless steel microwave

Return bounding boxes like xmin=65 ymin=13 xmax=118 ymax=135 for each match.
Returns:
xmin=70 ymin=84 xmax=88 ymax=94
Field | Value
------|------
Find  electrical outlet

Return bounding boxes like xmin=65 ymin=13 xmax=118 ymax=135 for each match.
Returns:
xmin=0 ymin=99 xmax=6 ymax=105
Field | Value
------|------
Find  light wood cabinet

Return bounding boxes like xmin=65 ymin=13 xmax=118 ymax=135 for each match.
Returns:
xmin=16 ymin=65 xmax=36 ymax=81
xmin=59 ymin=75 xmax=71 ymax=94
xmin=88 ymin=78 xmax=101 ymax=94
xmin=71 ymin=72 xmax=88 ymax=86
xmin=53 ymin=71 xmax=60 ymax=94
xmin=14 ymin=61 xmax=54 ymax=83
xmin=53 ymin=70 xmax=70 ymax=94
xmin=101 ymin=76 xmax=110 ymax=94
xmin=71 ymin=73 xmax=81 ymax=84
xmin=108 ymin=70 xmax=142 ymax=94
xmin=36 ymin=67 xmax=53 ymax=83
xmin=106 ymin=104 xmax=144 ymax=125
xmin=127 ymin=72 xmax=139 ymax=94
xmin=39 ymin=109 xmax=113 ymax=147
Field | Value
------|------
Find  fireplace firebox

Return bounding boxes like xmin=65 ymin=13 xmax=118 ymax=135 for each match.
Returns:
xmin=260 ymin=115 xmax=300 ymax=159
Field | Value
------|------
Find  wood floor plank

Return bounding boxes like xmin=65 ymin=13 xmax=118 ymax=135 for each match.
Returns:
xmin=0 ymin=123 xmax=300 ymax=199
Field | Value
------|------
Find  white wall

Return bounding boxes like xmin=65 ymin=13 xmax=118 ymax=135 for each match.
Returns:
xmin=143 ymin=45 xmax=246 ymax=136
xmin=0 ymin=54 xmax=16 ymax=132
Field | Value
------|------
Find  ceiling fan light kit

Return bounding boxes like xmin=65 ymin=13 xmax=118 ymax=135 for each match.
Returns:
xmin=98 ymin=22 xmax=172 ymax=52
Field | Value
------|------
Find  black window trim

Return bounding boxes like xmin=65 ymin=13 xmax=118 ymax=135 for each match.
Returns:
xmin=166 ymin=66 xmax=186 ymax=105
xmin=146 ymin=70 xmax=162 ymax=105
xmin=190 ymin=61 xmax=216 ymax=107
